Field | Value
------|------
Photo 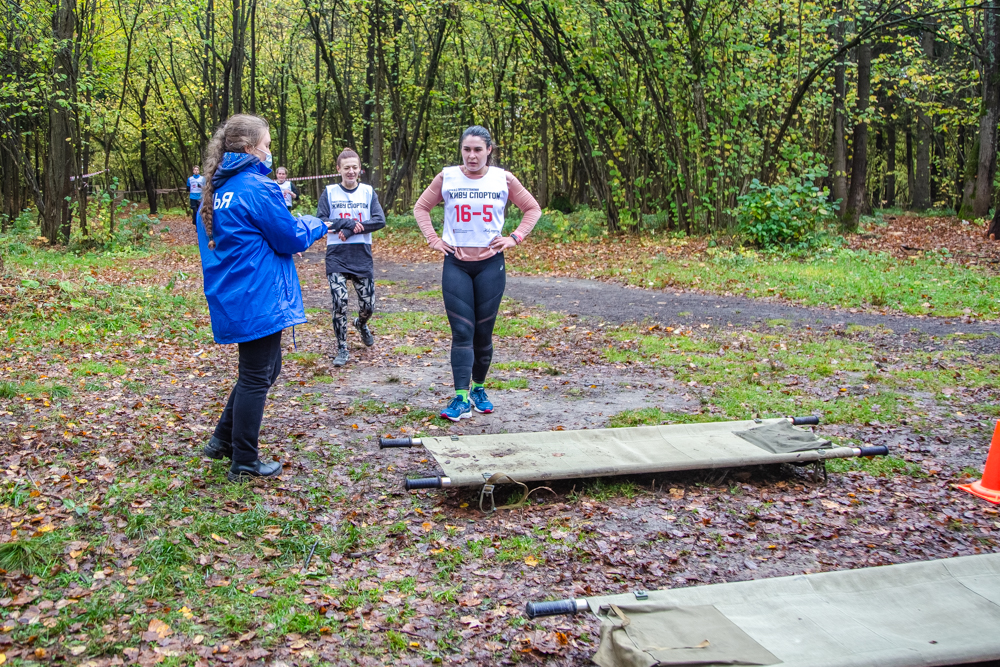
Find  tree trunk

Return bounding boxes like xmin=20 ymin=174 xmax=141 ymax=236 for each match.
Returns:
xmin=139 ymin=74 xmax=157 ymax=215
xmin=42 ymin=0 xmax=77 ymax=244
xmin=885 ymin=119 xmax=896 ymax=207
xmin=372 ymin=67 xmax=383 ymax=191
xmin=974 ymin=1 xmax=1000 ymax=218
xmin=249 ymin=0 xmax=256 ymax=113
xmin=1 ymin=145 xmax=14 ymax=227
xmin=955 ymin=125 xmax=965 ymax=212
xmin=843 ymin=41 xmax=871 ymax=231
xmin=537 ymin=77 xmax=549 ymax=208
xmin=314 ymin=40 xmax=323 ymax=198
xmin=906 ymin=121 xmax=914 ymax=201
xmin=362 ymin=14 xmax=377 ymax=180
xmin=931 ymin=131 xmax=944 ymax=205
xmin=959 ymin=135 xmax=980 ymax=219
xmin=831 ymin=7 xmax=848 ymax=213
xmin=230 ymin=0 xmax=245 ymax=115
xmin=912 ymin=31 xmax=934 ymax=211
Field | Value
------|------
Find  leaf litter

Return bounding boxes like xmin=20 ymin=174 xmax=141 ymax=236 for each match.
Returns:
xmin=0 ymin=217 xmax=997 ymax=665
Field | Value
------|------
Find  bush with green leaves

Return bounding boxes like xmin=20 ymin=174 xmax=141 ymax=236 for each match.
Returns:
xmin=734 ymin=167 xmax=837 ymax=248
xmin=533 ymin=207 xmax=605 ymax=242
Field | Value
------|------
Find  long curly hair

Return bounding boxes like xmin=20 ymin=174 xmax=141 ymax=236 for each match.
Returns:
xmin=201 ymin=114 xmax=269 ymax=249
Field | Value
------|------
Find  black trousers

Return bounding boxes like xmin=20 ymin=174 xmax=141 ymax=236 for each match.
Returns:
xmin=190 ymin=198 xmax=200 ymax=225
xmin=441 ymin=252 xmax=505 ymax=391
xmin=213 ymin=331 xmax=282 ymax=463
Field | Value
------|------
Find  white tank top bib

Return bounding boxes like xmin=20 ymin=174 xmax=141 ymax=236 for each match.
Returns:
xmin=278 ymin=180 xmax=295 ymax=207
xmin=325 ymin=183 xmax=374 ymax=246
xmin=441 ymin=166 xmax=507 ymax=248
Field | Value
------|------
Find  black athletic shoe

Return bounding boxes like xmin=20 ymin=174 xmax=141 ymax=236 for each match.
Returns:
xmin=227 ymin=459 xmax=282 ymax=484
xmin=354 ymin=318 xmax=375 ymax=347
xmin=333 ymin=346 xmax=350 ymax=367
xmin=203 ymin=435 xmax=232 ymax=460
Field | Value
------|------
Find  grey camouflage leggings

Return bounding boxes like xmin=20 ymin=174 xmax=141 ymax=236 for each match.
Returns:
xmin=328 ymin=273 xmax=375 ymax=347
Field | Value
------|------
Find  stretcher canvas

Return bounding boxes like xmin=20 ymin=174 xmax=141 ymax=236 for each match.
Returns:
xmin=585 ymin=553 xmax=1000 ymax=667
xmin=419 ymin=418 xmax=842 ymax=487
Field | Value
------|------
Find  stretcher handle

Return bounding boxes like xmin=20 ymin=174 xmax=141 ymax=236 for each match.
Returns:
xmin=525 ymin=599 xmax=586 ymax=619
xmin=404 ymin=476 xmax=451 ymax=490
xmin=858 ymin=445 xmax=889 ymax=457
xmin=789 ymin=416 xmax=820 ymax=426
xmin=380 ymin=437 xmax=418 ymax=448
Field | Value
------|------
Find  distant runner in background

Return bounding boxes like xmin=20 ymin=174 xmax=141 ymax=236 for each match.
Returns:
xmin=187 ymin=166 xmax=205 ymax=224
xmin=316 ymin=148 xmax=386 ymax=367
xmin=275 ymin=166 xmax=299 ymax=210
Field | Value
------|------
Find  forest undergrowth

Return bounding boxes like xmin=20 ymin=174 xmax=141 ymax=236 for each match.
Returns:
xmin=0 ymin=214 xmax=999 ymax=666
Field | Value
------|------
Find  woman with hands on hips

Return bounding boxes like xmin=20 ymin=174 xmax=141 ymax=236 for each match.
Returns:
xmin=413 ymin=125 xmax=541 ymax=422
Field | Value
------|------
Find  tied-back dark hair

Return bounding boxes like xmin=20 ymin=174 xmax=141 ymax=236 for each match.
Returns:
xmin=201 ymin=114 xmax=270 ymax=250
xmin=460 ymin=125 xmax=494 ymax=166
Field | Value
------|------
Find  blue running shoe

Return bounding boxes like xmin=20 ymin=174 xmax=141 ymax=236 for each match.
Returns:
xmin=440 ymin=395 xmax=472 ymax=422
xmin=470 ymin=387 xmax=494 ymax=413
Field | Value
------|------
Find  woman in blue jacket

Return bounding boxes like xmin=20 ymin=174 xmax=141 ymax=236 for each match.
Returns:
xmin=195 ymin=114 xmax=330 ymax=483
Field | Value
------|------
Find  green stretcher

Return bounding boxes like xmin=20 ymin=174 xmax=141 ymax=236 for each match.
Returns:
xmin=525 ymin=553 xmax=1000 ymax=667
xmin=380 ymin=417 xmax=888 ymax=502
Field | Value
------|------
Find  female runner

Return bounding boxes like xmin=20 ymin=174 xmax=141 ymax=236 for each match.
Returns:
xmin=413 ymin=126 xmax=541 ymax=421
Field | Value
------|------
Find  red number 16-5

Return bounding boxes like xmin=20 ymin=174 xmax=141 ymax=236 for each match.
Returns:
xmin=455 ymin=204 xmax=493 ymax=223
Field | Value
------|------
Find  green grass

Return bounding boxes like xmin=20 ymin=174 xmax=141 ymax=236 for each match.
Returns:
xmin=0 ymin=380 xmax=73 ymax=399
xmin=394 ymin=345 xmax=433 ymax=355
xmin=485 ymin=377 xmax=529 ymax=390
xmin=492 ymin=360 xmax=560 ymax=374
xmin=493 ymin=536 xmax=543 ymax=562
xmin=827 ymin=455 xmax=926 ymax=478
xmin=615 ymin=248 xmax=1000 ymax=318
xmin=72 ymin=360 xmax=112 ymax=376
xmin=585 ymin=479 xmax=640 ymax=501
xmin=377 ymin=311 xmax=449 ymax=336
xmin=0 ymin=535 xmax=57 ymax=573
xmin=286 ymin=351 xmax=322 ymax=365
xmin=608 ymin=408 xmax=723 ymax=428
xmin=493 ymin=312 xmax=565 ymax=338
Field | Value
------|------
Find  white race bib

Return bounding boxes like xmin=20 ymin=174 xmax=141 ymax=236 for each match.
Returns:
xmin=441 ymin=166 xmax=507 ymax=248
xmin=278 ymin=180 xmax=294 ymax=207
xmin=325 ymin=183 xmax=374 ymax=246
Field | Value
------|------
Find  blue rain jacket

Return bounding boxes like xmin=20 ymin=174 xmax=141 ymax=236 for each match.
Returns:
xmin=196 ymin=153 xmax=327 ymax=344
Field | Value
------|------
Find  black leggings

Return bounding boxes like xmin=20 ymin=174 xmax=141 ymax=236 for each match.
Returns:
xmin=213 ymin=330 xmax=282 ymax=463
xmin=442 ymin=252 xmax=505 ymax=391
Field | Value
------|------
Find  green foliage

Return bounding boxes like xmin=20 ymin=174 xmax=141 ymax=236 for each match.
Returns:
xmin=735 ymin=165 xmax=837 ymax=248
xmin=533 ymin=208 xmax=606 ymax=243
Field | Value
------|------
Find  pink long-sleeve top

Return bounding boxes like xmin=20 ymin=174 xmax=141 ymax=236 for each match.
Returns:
xmin=413 ymin=169 xmax=541 ymax=262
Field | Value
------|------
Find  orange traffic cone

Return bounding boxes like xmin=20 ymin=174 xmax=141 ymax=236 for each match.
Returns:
xmin=959 ymin=420 xmax=1000 ymax=504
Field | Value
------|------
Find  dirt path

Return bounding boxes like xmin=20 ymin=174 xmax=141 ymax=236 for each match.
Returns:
xmin=298 ymin=248 xmax=997 ymax=351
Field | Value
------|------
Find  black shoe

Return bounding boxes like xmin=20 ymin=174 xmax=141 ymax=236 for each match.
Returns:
xmin=227 ymin=459 xmax=282 ymax=483
xmin=203 ymin=436 xmax=232 ymax=460
xmin=354 ymin=318 xmax=375 ymax=347
xmin=332 ymin=346 xmax=350 ymax=367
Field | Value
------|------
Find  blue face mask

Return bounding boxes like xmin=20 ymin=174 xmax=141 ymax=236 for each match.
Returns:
xmin=260 ymin=150 xmax=273 ymax=170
